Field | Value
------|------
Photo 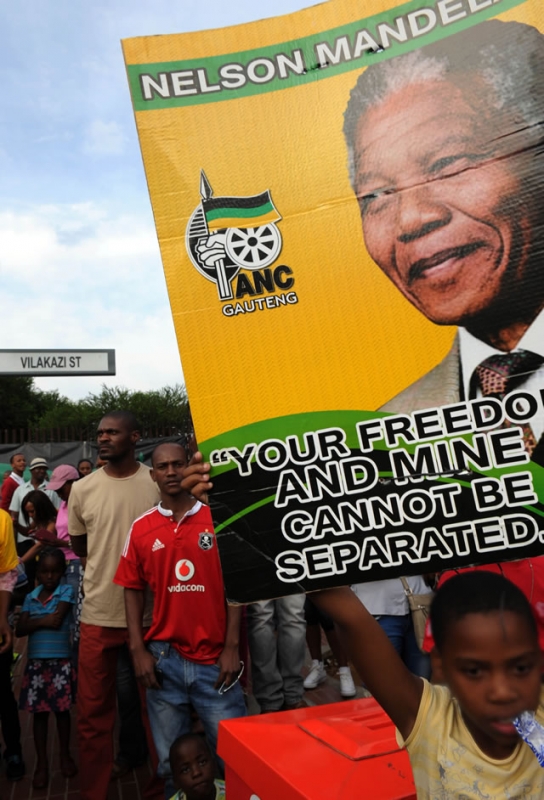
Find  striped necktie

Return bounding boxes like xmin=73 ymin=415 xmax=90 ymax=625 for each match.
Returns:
xmin=472 ymin=350 xmax=543 ymax=456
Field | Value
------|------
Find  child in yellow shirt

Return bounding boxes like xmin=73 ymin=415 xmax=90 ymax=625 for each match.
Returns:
xmin=314 ymin=571 xmax=544 ymax=799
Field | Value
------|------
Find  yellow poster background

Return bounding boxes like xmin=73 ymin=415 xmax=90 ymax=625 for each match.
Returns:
xmin=123 ymin=0 xmax=543 ymax=444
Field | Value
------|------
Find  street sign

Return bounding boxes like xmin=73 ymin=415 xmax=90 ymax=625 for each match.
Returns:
xmin=0 ymin=350 xmax=116 ymax=376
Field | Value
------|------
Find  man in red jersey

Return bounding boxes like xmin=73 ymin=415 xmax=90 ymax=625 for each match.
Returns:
xmin=114 ymin=442 xmax=246 ymax=797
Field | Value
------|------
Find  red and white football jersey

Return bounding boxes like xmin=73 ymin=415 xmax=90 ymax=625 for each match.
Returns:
xmin=114 ymin=502 xmax=227 ymax=664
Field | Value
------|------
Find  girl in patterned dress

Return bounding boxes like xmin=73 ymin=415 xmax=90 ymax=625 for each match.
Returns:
xmin=16 ymin=547 xmax=77 ymax=789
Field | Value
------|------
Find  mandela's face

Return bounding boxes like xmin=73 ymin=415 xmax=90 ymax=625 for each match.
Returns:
xmin=352 ymin=80 xmax=536 ymax=327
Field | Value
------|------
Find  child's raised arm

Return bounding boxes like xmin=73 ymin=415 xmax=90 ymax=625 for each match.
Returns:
xmin=311 ymin=587 xmax=423 ymax=740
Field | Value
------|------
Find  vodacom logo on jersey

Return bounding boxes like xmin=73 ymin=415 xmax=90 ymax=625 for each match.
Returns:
xmin=168 ymin=559 xmax=205 ymax=593
xmin=175 ymin=559 xmax=195 ymax=581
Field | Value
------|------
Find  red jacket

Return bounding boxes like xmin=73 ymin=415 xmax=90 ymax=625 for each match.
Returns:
xmin=1 ymin=475 xmax=21 ymax=512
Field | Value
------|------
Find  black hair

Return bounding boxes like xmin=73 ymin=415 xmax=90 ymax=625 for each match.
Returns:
xmin=100 ymin=410 xmax=141 ymax=433
xmin=36 ymin=547 xmax=66 ymax=574
xmin=151 ymin=441 xmax=188 ymax=467
xmin=9 ymin=452 xmax=24 ymax=465
xmin=77 ymin=458 xmax=93 ymax=469
xmin=344 ymin=20 xmax=544 ymax=188
xmin=169 ymin=733 xmax=211 ymax=769
xmin=431 ymin=571 xmax=537 ymax=652
xmin=21 ymin=491 xmax=58 ymax=528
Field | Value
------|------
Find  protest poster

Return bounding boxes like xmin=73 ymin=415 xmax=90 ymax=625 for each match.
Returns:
xmin=123 ymin=0 xmax=544 ymax=602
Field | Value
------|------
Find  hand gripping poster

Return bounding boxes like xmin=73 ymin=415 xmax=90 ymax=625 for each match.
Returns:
xmin=123 ymin=0 xmax=544 ymax=602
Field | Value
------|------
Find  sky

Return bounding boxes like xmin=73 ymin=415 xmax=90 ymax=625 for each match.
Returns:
xmin=0 ymin=0 xmax=312 ymax=400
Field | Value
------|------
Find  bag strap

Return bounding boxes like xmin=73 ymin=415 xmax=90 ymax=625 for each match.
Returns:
xmin=400 ymin=577 xmax=412 ymax=596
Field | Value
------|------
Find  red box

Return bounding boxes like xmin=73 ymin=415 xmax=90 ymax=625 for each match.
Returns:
xmin=218 ymin=697 xmax=416 ymax=800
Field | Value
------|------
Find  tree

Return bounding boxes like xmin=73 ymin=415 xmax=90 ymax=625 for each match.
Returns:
xmin=35 ymin=384 xmax=190 ymax=436
xmin=0 ymin=378 xmax=191 ymax=437
xmin=0 ymin=377 xmax=61 ymax=430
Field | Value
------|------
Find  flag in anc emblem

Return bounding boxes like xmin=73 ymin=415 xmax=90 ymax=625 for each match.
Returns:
xmin=188 ymin=172 xmax=284 ymax=301
xmin=202 ymin=191 xmax=281 ymax=232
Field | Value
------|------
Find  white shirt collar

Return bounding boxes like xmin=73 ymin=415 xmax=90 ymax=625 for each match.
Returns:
xmin=10 ymin=472 xmax=24 ymax=486
xmin=459 ymin=309 xmax=544 ymax=400
xmin=157 ymin=500 xmax=202 ymax=521
xmin=22 ymin=479 xmax=48 ymax=490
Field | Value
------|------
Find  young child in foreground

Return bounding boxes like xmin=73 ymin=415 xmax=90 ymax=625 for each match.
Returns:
xmin=16 ymin=547 xmax=77 ymax=789
xmin=168 ymin=734 xmax=225 ymax=800
xmin=313 ymin=571 xmax=544 ymax=799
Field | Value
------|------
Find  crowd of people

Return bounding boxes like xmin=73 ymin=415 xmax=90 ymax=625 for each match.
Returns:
xmin=0 ymin=410 xmax=543 ymax=799
xmin=0 ymin=412 xmax=359 ymax=799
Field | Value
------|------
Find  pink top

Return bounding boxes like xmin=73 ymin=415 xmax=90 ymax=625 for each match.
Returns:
xmin=56 ymin=501 xmax=77 ymax=561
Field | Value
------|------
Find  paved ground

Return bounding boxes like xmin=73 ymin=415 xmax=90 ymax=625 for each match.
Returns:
xmin=0 ymin=637 xmax=367 ymax=799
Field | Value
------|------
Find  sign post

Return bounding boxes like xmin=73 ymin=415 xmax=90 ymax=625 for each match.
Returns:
xmin=0 ymin=350 xmax=116 ymax=377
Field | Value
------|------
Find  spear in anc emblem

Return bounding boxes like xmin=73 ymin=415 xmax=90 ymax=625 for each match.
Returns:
xmin=200 ymin=170 xmax=213 ymax=202
xmin=199 ymin=171 xmax=232 ymax=301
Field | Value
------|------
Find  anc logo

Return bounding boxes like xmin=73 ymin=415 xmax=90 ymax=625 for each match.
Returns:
xmin=175 ymin=559 xmax=195 ymax=581
xmin=186 ymin=171 xmax=284 ymax=303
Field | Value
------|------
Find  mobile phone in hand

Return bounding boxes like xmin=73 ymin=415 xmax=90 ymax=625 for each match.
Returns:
xmin=154 ymin=666 xmax=164 ymax=688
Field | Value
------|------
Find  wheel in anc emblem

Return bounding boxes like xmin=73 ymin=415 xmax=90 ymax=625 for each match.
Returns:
xmin=225 ymin=224 xmax=282 ymax=270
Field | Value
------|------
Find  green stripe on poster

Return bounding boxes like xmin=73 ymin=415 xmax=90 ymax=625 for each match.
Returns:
xmin=205 ymin=202 xmax=274 ymax=222
xmin=127 ymin=0 xmax=527 ymax=110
